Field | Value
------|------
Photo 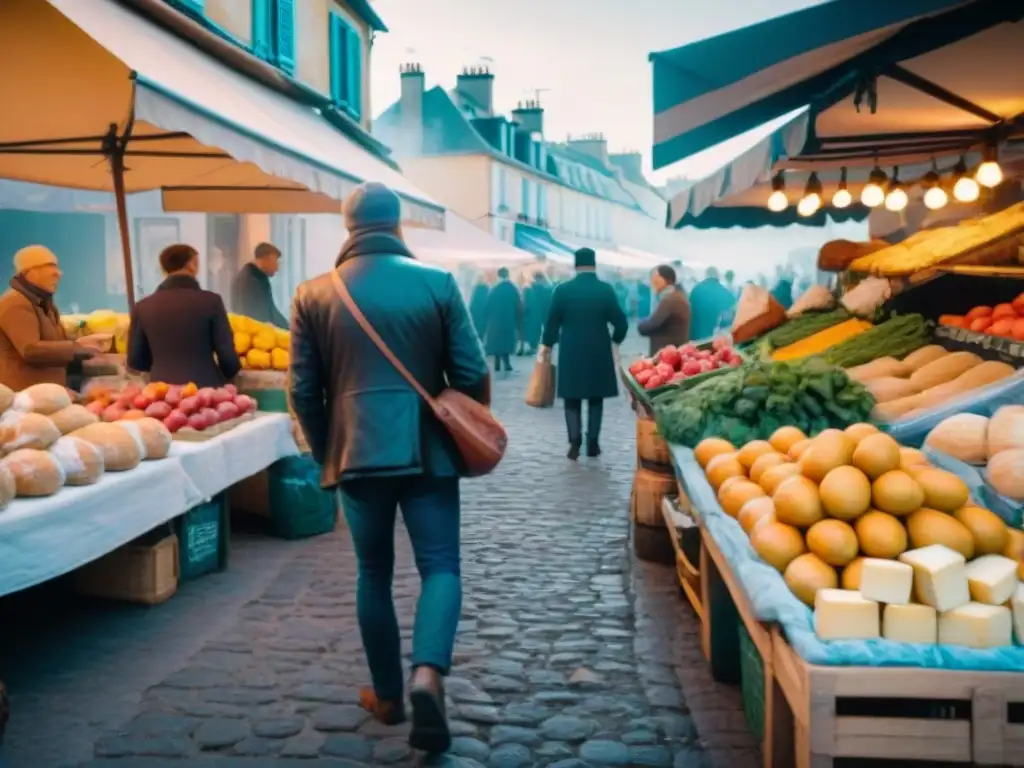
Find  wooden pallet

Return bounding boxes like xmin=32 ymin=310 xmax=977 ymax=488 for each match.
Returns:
xmin=771 ymin=625 xmax=1024 ymax=767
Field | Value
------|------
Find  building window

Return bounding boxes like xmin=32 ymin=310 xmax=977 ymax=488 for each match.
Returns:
xmin=252 ymin=0 xmax=295 ymax=73
xmin=537 ymin=184 xmax=547 ymax=223
xmin=330 ymin=14 xmax=362 ymax=120
xmin=499 ymin=167 xmax=508 ymax=209
xmin=521 ymin=178 xmax=530 ymax=218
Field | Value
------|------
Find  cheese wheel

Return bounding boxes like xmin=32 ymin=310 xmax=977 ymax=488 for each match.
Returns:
xmin=11 ymin=382 xmax=72 ymax=415
xmin=115 ymin=418 xmax=172 ymax=460
xmin=0 ymin=411 xmax=61 ymax=454
xmin=68 ymin=422 xmax=143 ymax=471
xmin=4 ymin=448 xmax=65 ymax=497
xmin=50 ymin=404 xmax=100 ymax=435
xmin=0 ymin=384 xmax=14 ymax=414
xmin=0 ymin=460 xmax=15 ymax=509
xmin=49 ymin=435 xmax=105 ymax=485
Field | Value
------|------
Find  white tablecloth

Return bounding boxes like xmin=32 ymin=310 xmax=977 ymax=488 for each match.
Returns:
xmin=0 ymin=412 xmax=300 ymax=597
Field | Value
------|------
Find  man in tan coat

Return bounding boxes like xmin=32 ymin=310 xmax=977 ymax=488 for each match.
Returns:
xmin=0 ymin=245 xmax=101 ymax=390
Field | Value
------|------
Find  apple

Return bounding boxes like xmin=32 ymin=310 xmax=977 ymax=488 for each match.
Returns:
xmin=657 ymin=346 xmax=681 ymax=369
xmin=216 ymin=401 xmax=240 ymax=421
xmin=211 ymin=388 xmax=234 ymax=405
xmin=655 ymin=362 xmax=674 ymax=379
xmin=102 ymin=404 xmax=126 ymax=422
xmin=85 ymin=400 xmax=105 ymax=416
xmin=681 ymin=360 xmax=702 ymax=377
xmin=196 ymin=388 xmax=215 ymax=409
xmin=224 ymin=383 xmax=238 ymax=397
xmin=187 ymin=412 xmax=209 ymax=431
xmin=635 ymin=369 xmax=654 ymax=386
xmin=133 ymin=393 xmax=154 ymax=410
xmin=164 ymin=386 xmax=183 ymax=407
xmin=164 ymin=409 xmax=188 ymax=433
xmin=145 ymin=401 xmax=172 ymax=420
xmin=644 ymin=374 xmax=664 ymax=390
xmin=199 ymin=407 xmax=220 ymax=425
xmin=120 ymin=384 xmax=142 ymax=401
xmin=234 ymin=395 xmax=257 ymax=414
xmin=178 ymin=396 xmax=200 ymax=415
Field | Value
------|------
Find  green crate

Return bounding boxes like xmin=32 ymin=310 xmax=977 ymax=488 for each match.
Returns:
xmin=247 ymin=388 xmax=289 ymax=413
xmin=174 ymin=494 xmax=230 ymax=580
xmin=738 ymin=620 xmax=766 ymax=743
xmin=267 ymin=455 xmax=338 ymax=540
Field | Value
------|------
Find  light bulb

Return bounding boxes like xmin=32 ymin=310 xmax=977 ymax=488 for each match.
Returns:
xmin=832 ymin=188 xmax=852 ymax=209
xmin=885 ymin=187 xmax=908 ymax=212
xmin=861 ymin=183 xmax=885 ymax=208
xmin=953 ymin=175 xmax=980 ymax=203
xmin=797 ymin=194 xmax=821 ymax=217
xmin=767 ymin=190 xmax=788 ymax=212
xmin=923 ymin=186 xmax=948 ymax=210
xmin=976 ymin=161 xmax=1003 ymax=188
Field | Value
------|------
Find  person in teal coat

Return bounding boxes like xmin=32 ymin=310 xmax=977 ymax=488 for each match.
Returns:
xmin=483 ymin=267 xmax=522 ymax=372
xmin=522 ymin=272 xmax=552 ymax=355
xmin=688 ymin=267 xmax=736 ymax=341
xmin=468 ymin=275 xmax=490 ymax=339
xmin=541 ymin=248 xmax=628 ymax=460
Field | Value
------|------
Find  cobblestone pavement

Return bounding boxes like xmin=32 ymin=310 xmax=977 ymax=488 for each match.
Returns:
xmin=1 ymin=334 xmax=758 ymax=768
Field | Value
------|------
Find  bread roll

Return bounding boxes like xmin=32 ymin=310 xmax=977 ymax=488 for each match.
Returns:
xmin=115 ymin=418 xmax=172 ymax=460
xmin=50 ymin=404 xmax=99 ymax=435
xmin=0 ymin=411 xmax=61 ymax=454
xmin=12 ymin=383 xmax=72 ymax=415
xmin=4 ymin=448 xmax=65 ymax=497
xmin=0 ymin=460 xmax=15 ymax=509
xmin=49 ymin=436 xmax=104 ymax=485
xmin=67 ymin=422 xmax=143 ymax=472
xmin=0 ymin=384 xmax=14 ymax=414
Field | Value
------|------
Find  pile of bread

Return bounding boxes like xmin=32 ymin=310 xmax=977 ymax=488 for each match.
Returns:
xmin=0 ymin=383 xmax=172 ymax=507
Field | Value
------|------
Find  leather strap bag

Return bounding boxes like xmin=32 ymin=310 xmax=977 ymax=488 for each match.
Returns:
xmin=331 ymin=270 xmax=507 ymax=477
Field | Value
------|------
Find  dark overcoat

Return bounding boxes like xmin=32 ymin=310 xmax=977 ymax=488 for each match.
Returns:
xmin=523 ymin=277 xmax=552 ymax=348
xmin=469 ymin=282 xmax=489 ymax=338
xmin=542 ymin=272 xmax=628 ymax=400
xmin=483 ymin=279 xmax=522 ymax=356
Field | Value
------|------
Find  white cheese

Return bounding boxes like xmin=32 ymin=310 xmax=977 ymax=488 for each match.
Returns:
xmin=964 ymin=554 xmax=1018 ymax=606
xmin=938 ymin=602 xmax=1012 ymax=649
xmin=898 ymin=545 xmax=970 ymax=612
xmin=859 ymin=558 xmax=913 ymax=605
xmin=883 ymin=603 xmax=938 ymax=644
xmin=814 ymin=588 xmax=880 ymax=641
xmin=1012 ymin=584 xmax=1024 ymax=645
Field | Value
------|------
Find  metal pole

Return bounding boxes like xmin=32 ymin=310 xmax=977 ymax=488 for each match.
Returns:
xmin=109 ymin=148 xmax=137 ymax=310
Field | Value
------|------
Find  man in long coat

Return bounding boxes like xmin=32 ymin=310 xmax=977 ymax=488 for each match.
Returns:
xmin=541 ymin=248 xmax=628 ymax=460
xmin=469 ymin=273 xmax=490 ymax=339
xmin=484 ymin=267 xmax=522 ymax=372
xmin=522 ymin=272 xmax=552 ymax=355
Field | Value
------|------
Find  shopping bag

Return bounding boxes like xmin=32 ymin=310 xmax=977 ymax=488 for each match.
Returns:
xmin=525 ymin=355 xmax=556 ymax=408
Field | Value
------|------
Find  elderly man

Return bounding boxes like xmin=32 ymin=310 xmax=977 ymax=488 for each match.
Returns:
xmin=230 ymin=241 xmax=289 ymax=327
xmin=0 ymin=245 xmax=102 ymax=390
xmin=637 ymin=264 xmax=691 ymax=355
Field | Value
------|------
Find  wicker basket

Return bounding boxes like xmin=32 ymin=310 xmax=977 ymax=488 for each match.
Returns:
xmin=75 ymin=532 xmax=179 ymax=605
xmin=636 ymin=417 xmax=671 ymax=466
xmin=632 ymin=468 xmax=676 ymax=527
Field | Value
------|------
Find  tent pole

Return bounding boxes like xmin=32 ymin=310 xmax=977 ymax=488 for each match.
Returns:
xmin=108 ymin=148 xmax=137 ymax=311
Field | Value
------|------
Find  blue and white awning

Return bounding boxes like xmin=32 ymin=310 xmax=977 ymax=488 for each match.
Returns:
xmin=514 ymin=223 xmax=575 ymax=262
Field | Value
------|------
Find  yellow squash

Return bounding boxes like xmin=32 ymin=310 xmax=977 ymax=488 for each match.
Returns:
xmin=771 ymin=319 xmax=873 ymax=361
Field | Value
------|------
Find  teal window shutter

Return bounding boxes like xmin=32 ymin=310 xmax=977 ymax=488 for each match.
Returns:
xmin=329 ymin=15 xmax=344 ymax=104
xmin=251 ymin=0 xmax=272 ymax=60
xmin=274 ymin=0 xmax=295 ymax=74
xmin=345 ymin=25 xmax=362 ymax=119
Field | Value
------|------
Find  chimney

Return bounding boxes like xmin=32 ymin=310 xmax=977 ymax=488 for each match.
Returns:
xmin=511 ymin=99 xmax=544 ymax=136
xmin=568 ymin=133 xmax=609 ymax=167
xmin=610 ymin=151 xmax=644 ymax=183
xmin=399 ymin=63 xmax=424 ymax=154
xmin=456 ymin=65 xmax=494 ymax=117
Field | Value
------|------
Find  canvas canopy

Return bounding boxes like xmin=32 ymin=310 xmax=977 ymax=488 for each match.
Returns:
xmin=404 ymin=213 xmax=536 ymax=269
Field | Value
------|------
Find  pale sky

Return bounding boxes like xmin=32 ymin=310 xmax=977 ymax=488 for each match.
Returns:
xmin=370 ymin=0 xmax=824 ymax=185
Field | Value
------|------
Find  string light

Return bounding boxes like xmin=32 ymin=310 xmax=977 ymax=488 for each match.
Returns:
xmin=797 ymin=172 xmax=823 ymax=217
xmin=884 ymin=167 xmax=908 ymax=212
xmin=976 ymin=146 xmax=1003 ymax=188
xmin=952 ymin=156 xmax=980 ymax=203
xmin=767 ymin=171 xmax=787 ymax=212
xmin=921 ymin=167 xmax=948 ymax=210
xmin=861 ymin=166 xmax=888 ymax=208
xmin=832 ymin=167 xmax=852 ymax=208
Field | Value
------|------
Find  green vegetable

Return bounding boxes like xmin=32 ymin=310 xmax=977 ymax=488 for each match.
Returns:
xmin=758 ymin=308 xmax=852 ymax=351
xmin=820 ymin=313 xmax=932 ymax=368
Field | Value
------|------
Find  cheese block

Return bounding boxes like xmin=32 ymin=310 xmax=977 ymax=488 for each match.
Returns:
xmin=898 ymin=545 xmax=970 ymax=612
xmin=814 ymin=588 xmax=881 ymax=641
xmin=859 ymin=558 xmax=913 ymax=605
xmin=938 ymin=602 xmax=1012 ymax=649
xmin=964 ymin=554 xmax=1018 ymax=606
xmin=883 ymin=603 xmax=938 ymax=644
xmin=1012 ymin=584 xmax=1024 ymax=645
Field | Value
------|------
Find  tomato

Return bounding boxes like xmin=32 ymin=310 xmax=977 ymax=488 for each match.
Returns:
xmin=938 ymin=314 xmax=965 ymax=327
xmin=965 ymin=305 xmax=993 ymax=321
xmin=969 ymin=316 xmax=993 ymax=333
xmin=988 ymin=318 xmax=1015 ymax=337
xmin=1012 ymin=293 xmax=1024 ymax=316
xmin=992 ymin=303 xmax=1016 ymax=320
xmin=1012 ymin=317 xmax=1024 ymax=341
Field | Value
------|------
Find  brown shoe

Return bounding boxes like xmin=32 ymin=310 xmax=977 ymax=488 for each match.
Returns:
xmin=359 ymin=687 xmax=406 ymax=725
xmin=408 ymin=666 xmax=451 ymax=754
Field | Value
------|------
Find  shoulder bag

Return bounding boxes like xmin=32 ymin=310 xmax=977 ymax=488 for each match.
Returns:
xmin=331 ymin=270 xmax=507 ymax=477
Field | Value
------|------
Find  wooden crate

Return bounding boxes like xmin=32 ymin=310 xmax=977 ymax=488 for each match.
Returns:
xmin=661 ymin=495 xmax=702 ymax=621
xmin=75 ymin=532 xmax=179 ymax=605
xmin=771 ymin=625 xmax=1024 ymax=767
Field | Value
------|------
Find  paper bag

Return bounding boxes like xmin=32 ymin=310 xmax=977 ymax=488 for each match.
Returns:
xmin=525 ymin=357 xmax=556 ymax=408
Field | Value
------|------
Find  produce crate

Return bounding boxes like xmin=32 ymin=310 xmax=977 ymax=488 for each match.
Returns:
xmin=267 ymin=455 xmax=338 ymax=540
xmin=74 ymin=530 xmax=178 ymax=605
xmin=173 ymin=494 xmax=229 ymax=580
xmin=771 ymin=626 xmax=1024 ymax=767
xmin=934 ymin=324 xmax=1024 ymax=367
xmin=738 ymin=621 xmax=766 ymax=743
xmin=661 ymin=495 xmax=702 ymax=621
xmin=621 ymin=338 xmax=748 ymax=410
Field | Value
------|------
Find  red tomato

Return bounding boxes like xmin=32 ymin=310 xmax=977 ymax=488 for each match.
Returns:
xmin=658 ymin=346 xmax=682 ymax=370
xmin=635 ymin=369 xmax=654 ymax=386
xmin=969 ymin=316 xmax=993 ymax=333
xmin=644 ymin=375 xmax=665 ymax=390
xmin=1012 ymin=317 xmax=1024 ymax=341
xmin=965 ymin=306 xmax=993 ymax=321
xmin=938 ymin=314 xmax=965 ymax=328
xmin=992 ymin=303 xmax=1016 ymax=320
xmin=1013 ymin=293 xmax=1024 ymax=316
xmin=988 ymin=318 xmax=1015 ymax=337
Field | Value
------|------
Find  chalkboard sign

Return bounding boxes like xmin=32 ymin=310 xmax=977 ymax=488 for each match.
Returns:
xmin=175 ymin=495 xmax=228 ymax=580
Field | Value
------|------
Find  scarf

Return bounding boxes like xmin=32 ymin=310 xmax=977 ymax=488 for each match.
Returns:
xmin=336 ymin=230 xmax=416 ymax=266
xmin=10 ymin=274 xmax=54 ymax=309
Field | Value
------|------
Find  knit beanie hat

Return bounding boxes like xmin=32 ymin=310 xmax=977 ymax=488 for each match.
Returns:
xmin=13 ymin=245 xmax=58 ymax=274
xmin=343 ymin=182 xmax=402 ymax=234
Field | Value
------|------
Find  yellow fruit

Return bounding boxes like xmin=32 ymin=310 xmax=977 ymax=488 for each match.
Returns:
xmin=695 ymin=438 xmax=736 ymax=468
xmin=737 ymin=440 xmax=775 ymax=470
xmin=899 ymin=446 xmax=930 ymax=472
xmin=705 ymin=453 xmax=745 ymax=491
xmin=749 ymin=452 xmax=787 ymax=484
xmin=788 ymin=439 xmax=812 ymax=461
xmin=914 ymin=468 xmax=970 ymax=513
xmin=770 ymin=426 xmax=807 ymax=455
xmin=271 ymin=348 xmax=289 ymax=371
xmin=906 ymin=508 xmax=975 ymax=559
xmin=750 ymin=522 xmax=807 ymax=572
xmin=759 ymin=463 xmax=803 ymax=495
xmin=274 ymin=329 xmax=291 ymax=350
xmin=717 ymin=476 xmax=748 ymax=498
xmin=953 ymin=506 xmax=1009 ymax=556
xmin=246 ymin=348 xmax=272 ymax=370
xmin=799 ymin=433 xmax=856 ymax=483
xmin=85 ymin=309 xmax=119 ymax=333
xmin=1004 ymin=528 xmax=1024 ymax=579
xmin=819 ymin=465 xmax=871 ymax=521
xmin=227 ymin=313 xmax=243 ymax=332
xmin=852 ymin=433 xmax=901 ymax=480
xmin=719 ymin=480 xmax=766 ymax=518
xmin=785 ymin=553 xmax=839 ymax=606
xmin=240 ymin=357 xmax=249 ymax=369
xmin=737 ymin=497 xmax=776 ymax=535
xmin=234 ymin=332 xmax=252 ymax=355
xmin=806 ymin=519 xmax=859 ymax=567
xmin=773 ymin=475 xmax=824 ymax=528
xmin=871 ymin=470 xmax=925 ymax=516
xmin=854 ymin=510 xmax=908 ymax=558
xmin=844 ymin=422 xmax=880 ymax=444
xmin=252 ymin=329 xmax=276 ymax=352
xmin=841 ymin=557 xmax=866 ymax=590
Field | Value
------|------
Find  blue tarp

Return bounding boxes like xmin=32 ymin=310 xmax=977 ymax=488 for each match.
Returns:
xmin=671 ymin=443 xmax=1024 ymax=671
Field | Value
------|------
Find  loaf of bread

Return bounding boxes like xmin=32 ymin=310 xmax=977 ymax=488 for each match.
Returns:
xmin=115 ymin=418 xmax=172 ymax=460
xmin=4 ymin=448 xmax=65 ymax=497
xmin=50 ymin=404 xmax=99 ymax=435
xmin=0 ymin=460 xmax=15 ymax=509
xmin=49 ymin=436 xmax=105 ymax=485
xmin=12 ymin=383 xmax=72 ymax=415
xmin=0 ymin=384 xmax=14 ymax=414
xmin=67 ymin=422 xmax=143 ymax=472
xmin=0 ymin=411 xmax=61 ymax=454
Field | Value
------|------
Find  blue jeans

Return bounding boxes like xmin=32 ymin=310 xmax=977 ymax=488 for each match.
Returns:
xmin=338 ymin=475 xmax=461 ymax=700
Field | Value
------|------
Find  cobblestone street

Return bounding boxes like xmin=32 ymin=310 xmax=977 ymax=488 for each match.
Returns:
xmin=0 ymin=337 xmax=757 ymax=768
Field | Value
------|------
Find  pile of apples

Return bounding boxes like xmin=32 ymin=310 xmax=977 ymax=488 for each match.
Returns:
xmin=628 ymin=337 xmax=743 ymax=390
xmin=84 ymin=381 xmax=257 ymax=433
xmin=939 ymin=292 xmax=1024 ymax=341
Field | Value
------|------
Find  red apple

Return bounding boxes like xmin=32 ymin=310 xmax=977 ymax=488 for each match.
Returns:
xmin=196 ymin=388 xmax=215 ymax=409
xmin=102 ymin=404 xmax=126 ymax=422
xmin=145 ymin=401 xmax=172 ymax=420
xmin=164 ymin=409 xmax=188 ymax=433
xmin=120 ymin=384 xmax=142 ymax=401
xmin=216 ymin=401 xmax=240 ymax=421
xmin=211 ymin=388 xmax=234 ymax=405
xmin=224 ymin=383 xmax=238 ymax=397
xmin=187 ymin=412 xmax=209 ymax=431
xmin=164 ymin=386 xmax=183 ymax=407
xmin=234 ymin=395 xmax=257 ymax=414
xmin=199 ymin=407 xmax=220 ymax=425
xmin=133 ymin=393 xmax=154 ymax=410
xmin=178 ymin=396 xmax=200 ymax=415
xmin=657 ymin=346 xmax=681 ymax=370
